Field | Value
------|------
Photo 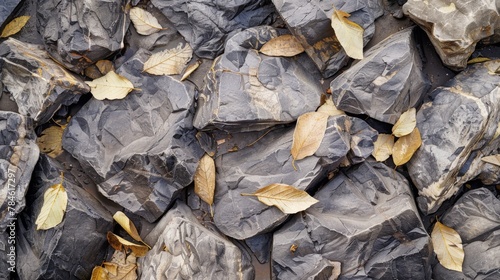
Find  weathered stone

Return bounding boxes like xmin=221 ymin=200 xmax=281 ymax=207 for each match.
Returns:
xmin=16 ymin=155 xmax=113 ymax=280
xmin=272 ymin=0 xmax=384 ymax=77
xmin=36 ymin=0 xmax=130 ymax=72
xmin=245 ymin=233 xmax=272 ymax=264
xmin=331 ymin=27 xmax=430 ymax=124
xmin=407 ymin=61 xmax=500 ymax=214
xmin=403 ymin=0 xmax=500 ymax=70
xmin=62 ymin=49 xmax=204 ymax=222
xmin=139 ymin=201 xmax=254 ymax=280
xmin=272 ymin=160 xmax=432 ymax=279
xmin=0 ymin=230 xmax=14 ymax=279
xmin=194 ymin=26 xmax=323 ymax=132
xmin=347 ymin=117 xmax=378 ymax=164
xmin=478 ymin=161 xmax=500 ymax=185
xmin=0 ymin=0 xmax=21 ymax=27
xmin=0 ymin=38 xmax=89 ymax=124
xmin=151 ymin=0 xmax=275 ymax=59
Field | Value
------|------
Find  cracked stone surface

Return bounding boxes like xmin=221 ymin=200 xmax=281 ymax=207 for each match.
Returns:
xmin=0 ymin=0 xmax=20 ymax=26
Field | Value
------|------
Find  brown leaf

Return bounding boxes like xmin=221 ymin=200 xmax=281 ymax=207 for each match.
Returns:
xmin=194 ymin=154 xmax=216 ymax=205
xmin=37 ymin=125 xmax=66 ymax=158
xmin=90 ymin=266 xmax=109 ymax=280
xmin=91 ymin=250 xmax=138 ymax=280
xmin=106 ymin=232 xmax=149 ymax=257
xmin=392 ymin=108 xmax=416 ymax=137
xmin=330 ymin=9 xmax=364 ymax=59
xmin=260 ymin=34 xmax=305 ymax=57
xmin=291 ymin=112 xmax=329 ymax=167
xmin=481 ymin=155 xmax=500 ymax=167
xmin=1 ymin=16 xmax=30 ymax=38
xmin=143 ymin=44 xmax=192 ymax=75
xmin=431 ymin=221 xmax=464 ymax=272
xmin=96 ymin=60 xmax=115 ymax=75
xmin=372 ymin=134 xmax=394 ymax=162
xmin=113 ymin=211 xmax=150 ymax=248
xmin=392 ymin=127 xmax=422 ymax=166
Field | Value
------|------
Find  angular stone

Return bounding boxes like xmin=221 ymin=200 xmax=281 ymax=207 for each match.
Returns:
xmin=194 ymin=26 xmax=323 ymax=132
xmin=272 ymin=0 xmax=384 ymax=77
xmin=0 ymin=230 xmax=14 ymax=280
xmin=36 ymin=0 xmax=130 ymax=72
xmin=403 ymin=0 xmax=500 ymax=70
xmin=331 ymin=27 xmax=430 ymax=124
xmin=272 ymin=160 xmax=432 ymax=279
xmin=407 ymin=61 xmax=500 ymax=214
xmin=478 ymin=161 xmax=500 ymax=185
xmin=62 ymin=49 xmax=204 ymax=222
xmin=347 ymin=117 xmax=378 ymax=164
xmin=16 ymin=155 xmax=113 ymax=280
xmin=0 ymin=38 xmax=89 ymax=124
xmin=151 ymin=0 xmax=275 ymax=59
xmin=0 ymin=0 xmax=21 ymax=27
xmin=139 ymin=201 xmax=254 ymax=280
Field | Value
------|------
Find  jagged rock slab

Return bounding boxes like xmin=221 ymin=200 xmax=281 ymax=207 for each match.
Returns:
xmin=0 ymin=0 xmax=21 ymax=27
xmin=194 ymin=26 xmax=323 ymax=132
xmin=36 ymin=0 xmax=130 ymax=72
xmin=272 ymin=0 xmax=384 ymax=77
xmin=433 ymin=188 xmax=500 ymax=279
xmin=347 ymin=116 xmax=378 ymax=164
xmin=0 ymin=229 xmax=14 ymax=280
xmin=407 ymin=60 xmax=500 ymax=214
xmin=403 ymin=0 xmax=500 ymax=70
xmin=331 ymin=27 xmax=430 ymax=124
xmin=0 ymin=38 xmax=89 ymax=124
xmin=16 ymin=155 xmax=113 ymax=280
xmin=139 ymin=201 xmax=254 ymax=280
xmin=63 ymin=49 xmax=204 ymax=222
xmin=151 ymin=0 xmax=275 ymax=59
xmin=272 ymin=160 xmax=432 ymax=279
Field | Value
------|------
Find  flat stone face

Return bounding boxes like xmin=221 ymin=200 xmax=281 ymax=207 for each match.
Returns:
xmin=0 ymin=38 xmax=89 ymax=125
xmin=272 ymin=0 xmax=383 ymax=77
xmin=193 ymin=26 xmax=323 ymax=132
xmin=151 ymin=0 xmax=275 ymax=59
xmin=16 ymin=155 xmax=113 ymax=280
xmin=331 ymin=27 xmax=430 ymax=124
xmin=407 ymin=61 xmax=500 ymax=214
xmin=139 ymin=202 xmax=254 ymax=280
xmin=36 ymin=0 xmax=130 ymax=72
xmin=403 ymin=0 xmax=500 ymax=70
xmin=272 ymin=160 xmax=432 ymax=279
xmin=62 ymin=49 xmax=204 ymax=222
xmin=0 ymin=0 xmax=21 ymax=26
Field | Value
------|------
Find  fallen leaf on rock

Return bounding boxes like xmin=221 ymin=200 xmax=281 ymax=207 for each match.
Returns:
xmin=0 ymin=16 xmax=30 ymax=38
xmin=392 ymin=127 xmax=422 ymax=166
xmin=130 ymin=7 xmax=163 ymax=35
xmin=467 ymin=57 xmax=491 ymax=64
xmin=90 ymin=266 xmax=108 ymax=280
xmin=113 ymin=211 xmax=150 ymax=248
xmin=86 ymin=71 xmax=135 ymax=100
xmin=330 ymin=9 xmax=364 ymax=59
xmin=107 ymin=232 xmax=149 ymax=257
xmin=317 ymin=98 xmax=345 ymax=116
xmin=91 ymin=250 xmax=137 ymax=280
xmin=481 ymin=155 xmax=500 ymax=167
xmin=241 ymin=183 xmax=318 ymax=214
xmin=37 ymin=125 xmax=66 ymax=158
xmin=35 ymin=174 xmax=68 ymax=230
xmin=431 ymin=221 xmax=464 ymax=272
xmin=194 ymin=154 xmax=216 ymax=206
xmin=181 ymin=60 xmax=201 ymax=81
xmin=143 ymin=44 xmax=192 ymax=75
xmin=260 ymin=34 xmax=305 ymax=57
xmin=291 ymin=112 xmax=329 ymax=169
xmin=392 ymin=108 xmax=416 ymax=137
xmin=372 ymin=134 xmax=394 ymax=162
xmin=96 ymin=60 xmax=115 ymax=75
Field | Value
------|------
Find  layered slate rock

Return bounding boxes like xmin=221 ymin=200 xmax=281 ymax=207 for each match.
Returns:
xmin=151 ymin=0 xmax=275 ymax=59
xmin=0 ymin=38 xmax=89 ymax=124
xmin=433 ymin=188 xmax=500 ymax=279
xmin=403 ymin=0 xmax=500 ymax=70
xmin=194 ymin=26 xmax=323 ymax=132
xmin=331 ymin=27 xmax=430 ymax=124
xmin=273 ymin=160 xmax=432 ymax=279
xmin=272 ymin=0 xmax=384 ymax=77
xmin=63 ymin=49 xmax=204 ymax=222
xmin=139 ymin=202 xmax=254 ymax=280
xmin=0 ymin=0 xmax=21 ymax=26
xmin=407 ymin=61 xmax=500 ymax=214
xmin=16 ymin=155 xmax=113 ymax=280
xmin=36 ymin=0 xmax=130 ymax=72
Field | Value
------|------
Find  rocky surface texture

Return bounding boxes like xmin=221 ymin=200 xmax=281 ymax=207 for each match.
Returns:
xmin=0 ymin=0 xmax=21 ymax=26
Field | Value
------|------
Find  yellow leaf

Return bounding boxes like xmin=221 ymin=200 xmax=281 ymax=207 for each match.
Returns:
xmin=86 ymin=71 xmax=135 ymax=100
xmin=392 ymin=108 xmax=417 ymax=137
xmin=36 ymin=125 xmax=65 ymax=158
xmin=467 ymin=57 xmax=491 ymax=64
xmin=372 ymin=134 xmax=394 ymax=162
xmin=91 ymin=250 xmax=138 ymax=280
xmin=431 ymin=221 xmax=464 ymax=272
xmin=291 ymin=112 xmax=329 ymax=167
xmin=181 ymin=60 xmax=201 ymax=81
xmin=143 ymin=44 xmax=192 ymax=75
xmin=241 ymin=183 xmax=319 ymax=214
xmin=90 ymin=266 xmax=109 ymax=280
xmin=392 ymin=127 xmax=422 ymax=166
xmin=0 ymin=16 xmax=30 ymax=38
xmin=106 ymin=232 xmax=149 ymax=257
xmin=113 ymin=211 xmax=150 ymax=248
xmin=260 ymin=34 xmax=305 ymax=57
xmin=194 ymin=154 xmax=216 ymax=205
xmin=330 ymin=9 xmax=364 ymax=59
xmin=129 ymin=7 xmax=163 ymax=36
xmin=316 ymin=98 xmax=345 ymax=116
xmin=481 ymin=155 xmax=500 ymax=167
xmin=35 ymin=175 xmax=68 ymax=230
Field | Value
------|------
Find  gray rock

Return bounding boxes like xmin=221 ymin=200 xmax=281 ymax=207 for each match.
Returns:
xmin=16 ymin=155 xmax=113 ymax=280
xmin=272 ymin=160 xmax=432 ymax=279
xmin=331 ymin=27 xmax=430 ymax=124
xmin=151 ymin=0 xmax=275 ymax=59
xmin=194 ymin=26 xmax=323 ymax=132
xmin=0 ymin=38 xmax=89 ymax=125
xmin=0 ymin=0 xmax=21 ymax=26
xmin=245 ymin=233 xmax=272 ymax=264
xmin=272 ymin=0 xmax=384 ymax=77
xmin=36 ymin=0 xmax=130 ymax=72
xmin=403 ymin=0 xmax=500 ymax=70
xmin=347 ymin=117 xmax=378 ymax=164
xmin=62 ymin=49 xmax=204 ymax=222
xmin=0 ymin=229 xmax=14 ymax=279
xmin=139 ymin=201 xmax=254 ymax=280
xmin=477 ymin=162 xmax=500 ymax=185
xmin=407 ymin=60 xmax=500 ymax=214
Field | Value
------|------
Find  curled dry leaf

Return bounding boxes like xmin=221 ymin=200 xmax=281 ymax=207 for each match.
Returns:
xmin=260 ymin=34 xmax=305 ymax=57
xmin=130 ymin=7 xmax=163 ymax=36
xmin=194 ymin=154 xmax=216 ymax=205
xmin=481 ymin=155 xmax=500 ymax=167
xmin=35 ymin=174 xmax=68 ymax=230
xmin=113 ymin=211 xmax=150 ymax=248
xmin=241 ymin=183 xmax=319 ymax=214
xmin=431 ymin=221 xmax=464 ymax=272
xmin=467 ymin=57 xmax=491 ymax=64
xmin=330 ymin=9 xmax=364 ymax=60
xmin=0 ymin=16 xmax=30 ymax=38
xmin=372 ymin=134 xmax=394 ymax=162
xmin=181 ymin=60 xmax=201 ymax=81
xmin=86 ymin=71 xmax=135 ymax=100
xmin=317 ymin=99 xmax=345 ymax=116
xmin=392 ymin=108 xmax=417 ymax=137
xmin=392 ymin=127 xmax=422 ymax=166
xmin=107 ymin=232 xmax=149 ymax=257
xmin=37 ymin=125 xmax=66 ymax=158
xmin=91 ymin=250 xmax=137 ymax=280
xmin=291 ymin=112 xmax=329 ymax=168
xmin=96 ymin=60 xmax=115 ymax=75
xmin=143 ymin=44 xmax=192 ymax=76
xmin=90 ymin=266 xmax=108 ymax=280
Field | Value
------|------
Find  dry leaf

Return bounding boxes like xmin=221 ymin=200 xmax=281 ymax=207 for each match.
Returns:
xmin=106 ymin=232 xmax=149 ymax=257
xmin=143 ymin=44 xmax=192 ymax=75
xmin=90 ymin=266 xmax=109 ymax=280
xmin=241 ymin=183 xmax=319 ymax=214
xmin=86 ymin=71 xmax=135 ymax=100
xmin=96 ymin=60 xmax=115 ymax=75
xmin=330 ymin=9 xmax=364 ymax=59
xmin=392 ymin=108 xmax=416 ymax=137
xmin=372 ymin=134 xmax=394 ymax=162
xmin=260 ymin=34 xmax=305 ymax=57
xmin=481 ymin=155 xmax=500 ymax=167
xmin=392 ymin=127 xmax=422 ymax=166
xmin=91 ymin=250 xmax=137 ymax=280
xmin=130 ymin=7 xmax=163 ymax=35
xmin=194 ymin=154 xmax=216 ymax=205
xmin=37 ymin=125 xmax=65 ymax=158
xmin=113 ymin=211 xmax=150 ymax=248
xmin=0 ymin=16 xmax=30 ymax=38
xmin=467 ymin=57 xmax=491 ymax=64
xmin=181 ymin=60 xmax=201 ymax=81
xmin=431 ymin=221 xmax=464 ymax=272
xmin=291 ymin=112 xmax=329 ymax=168
xmin=35 ymin=175 xmax=68 ymax=230
xmin=317 ymin=99 xmax=345 ymax=116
